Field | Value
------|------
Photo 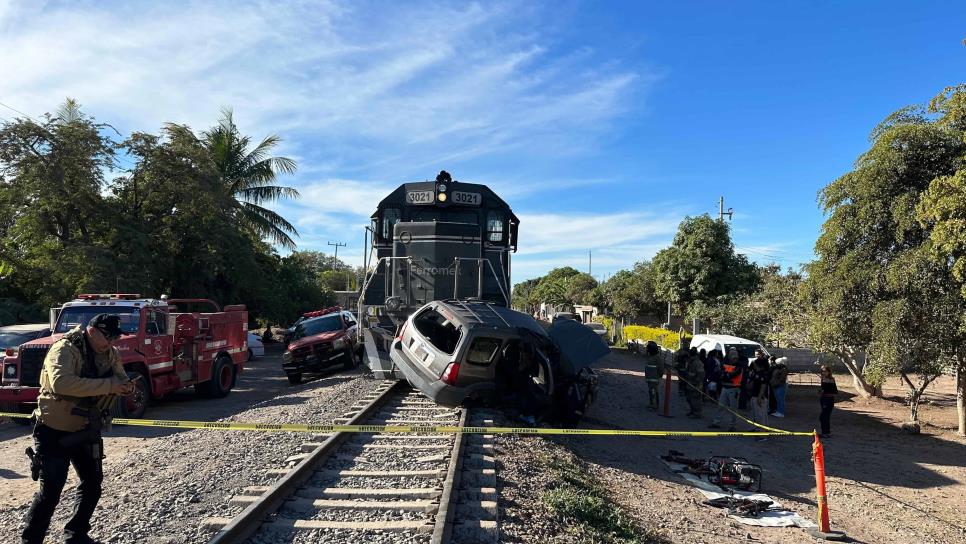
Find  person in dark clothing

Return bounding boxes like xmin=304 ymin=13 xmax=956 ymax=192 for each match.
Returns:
xmin=23 ymin=315 xmax=133 ymax=544
xmin=819 ymin=364 xmax=838 ymax=437
xmin=745 ymin=357 xmax=770 ymax=430
xmin=704 ymin=349 xmax=722 ymax=402
xmin=674 ymin=349 xmax=689 ymax=397
xmin=684 ymin=347 xmax=705 ymax=418
xmin=642 ymin=341 xmax=665 ymax=411
xmin=740 ymin=349 xmax=768 ymax=409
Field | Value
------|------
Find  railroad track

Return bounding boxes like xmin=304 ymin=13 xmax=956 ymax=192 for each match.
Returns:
xmin=204 ymin=380 xmax=498 ymax=544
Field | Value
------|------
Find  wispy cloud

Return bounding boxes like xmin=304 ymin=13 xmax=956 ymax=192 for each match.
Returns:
xmin=0 ymin=0 xmax=647 ymax=174
xmin=0 ymin=0 xmax=660 ymax=278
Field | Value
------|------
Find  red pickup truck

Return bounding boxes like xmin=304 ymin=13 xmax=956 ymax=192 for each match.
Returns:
xmin=282 ymin=307 xmax=360 ymax=384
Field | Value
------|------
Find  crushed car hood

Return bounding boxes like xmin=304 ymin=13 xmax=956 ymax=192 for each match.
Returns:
xmin=548 ymin=319 xmax=610 ymax=376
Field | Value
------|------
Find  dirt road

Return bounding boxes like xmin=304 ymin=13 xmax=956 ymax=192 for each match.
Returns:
xmin=500 ymin=349 xmax=966 ymax=544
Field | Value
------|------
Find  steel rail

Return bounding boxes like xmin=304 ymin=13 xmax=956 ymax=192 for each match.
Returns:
xmin=206 ymin=380 xmax=404 ymax=544
xmin=431 ymin=405 xmax=469 ymax=544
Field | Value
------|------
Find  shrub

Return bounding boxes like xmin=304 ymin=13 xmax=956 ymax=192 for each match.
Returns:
xmin=623 ymin=325 xmax=691 ymax=351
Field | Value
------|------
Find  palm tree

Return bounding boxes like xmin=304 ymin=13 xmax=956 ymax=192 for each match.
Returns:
xmin=197 ymin=108 xmax=301 ymax=248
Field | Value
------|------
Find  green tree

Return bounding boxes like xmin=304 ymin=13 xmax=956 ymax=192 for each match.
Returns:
xmin=807 ymin=88 xmax=965 ymax=411
xmin=564 ymin=273 xmax=598 ymax=306
xmin=687 ymin=295 xmax=770 ymax=342
xmin=512 ymin=278 xmax=541 ymax=313
xmin=168 ymin=109 xmax=300 ymax=248
xmin=531 ymin=267 xmax=582 ymax=307
xmin=916 ymin=84 xmax=966 ymax=435
xmin=690 ymin=265 xmax=808 ymax=346
xmin=0 ymin=99 xmax=118 ymax=306
xmin=652 ymin=214 xmax=759 ymax=314
xmin=595 ymin=261 xmax=662 ymax=319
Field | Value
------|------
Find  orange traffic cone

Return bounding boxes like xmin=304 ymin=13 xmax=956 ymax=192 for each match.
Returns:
xmin=809 ymin=432 xmax=848 ymax=541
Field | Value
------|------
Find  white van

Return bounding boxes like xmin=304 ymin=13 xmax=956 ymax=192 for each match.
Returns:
xmin=689 ymin=334 xmax=767 ymax=362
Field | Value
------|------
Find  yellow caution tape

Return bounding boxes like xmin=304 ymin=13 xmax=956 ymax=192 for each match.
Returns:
xmin=0 ymin=412 xmax=812 ymax=437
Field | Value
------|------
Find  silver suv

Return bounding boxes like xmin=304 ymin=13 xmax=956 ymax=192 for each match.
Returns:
xmin=390 ymin=300 xmax=606 ymax=425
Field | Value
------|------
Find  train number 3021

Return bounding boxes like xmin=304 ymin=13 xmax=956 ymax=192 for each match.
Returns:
xmin=407 ymin=190 xmax=434 ymax=203
xmin=452 ymin=191 xmax=481 ymax=205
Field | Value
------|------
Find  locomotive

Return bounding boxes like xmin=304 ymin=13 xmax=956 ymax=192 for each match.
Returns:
xmin=359 ymin=171 xmax=519 ymax=378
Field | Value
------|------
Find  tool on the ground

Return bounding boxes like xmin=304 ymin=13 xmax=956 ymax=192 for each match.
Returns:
xmin=660 ymin=449 xmax=710 ymax=473
xmin=704 ymin=496 xmax=777 ymax=518
xmin=707 ymin=455 xmax=763 ymax=491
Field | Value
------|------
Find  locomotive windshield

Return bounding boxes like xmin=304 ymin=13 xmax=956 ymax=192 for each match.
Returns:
xmin=56 ymin=306 xmax=140 ymax=334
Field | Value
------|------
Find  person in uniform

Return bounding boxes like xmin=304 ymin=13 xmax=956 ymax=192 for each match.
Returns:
xmin=684 ymin=347 xmax=705 ymax=418
xmin=22 ymin=314 xmax=134 ymax=544
xmin=642 ymin=341 xmax=665 ymax=411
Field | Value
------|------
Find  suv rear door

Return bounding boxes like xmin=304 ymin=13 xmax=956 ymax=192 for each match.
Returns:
xmin=402 ymin=305 xmax=462 ymax=377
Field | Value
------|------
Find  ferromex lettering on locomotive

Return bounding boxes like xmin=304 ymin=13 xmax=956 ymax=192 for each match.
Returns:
xmin=359 ymin=171 xmax=518 ymax=378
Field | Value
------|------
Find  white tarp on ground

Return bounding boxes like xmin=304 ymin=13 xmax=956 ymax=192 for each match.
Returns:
xmin=661 ymin=459 xmax=817 ymax=528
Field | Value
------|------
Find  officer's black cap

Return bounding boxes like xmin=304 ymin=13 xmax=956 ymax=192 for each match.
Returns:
xmin=89 ymin=314 xmax=123 ymax=340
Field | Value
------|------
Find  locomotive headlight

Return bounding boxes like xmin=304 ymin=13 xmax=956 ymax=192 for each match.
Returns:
xmin=438 ymin=192 xmax=447 ymax=202
xmin=436 ymin=183 xmax=448 ymax=192
xmin=4 ymin=364 xmax=16 ymax=378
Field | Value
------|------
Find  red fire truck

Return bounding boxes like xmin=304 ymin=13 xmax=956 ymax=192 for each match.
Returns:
xmin=0 ymin=294 xmax=249 ymax=421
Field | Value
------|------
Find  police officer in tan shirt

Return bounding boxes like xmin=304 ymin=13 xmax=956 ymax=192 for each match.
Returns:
xmin=22 ymin=314 xmax=134 ymax=544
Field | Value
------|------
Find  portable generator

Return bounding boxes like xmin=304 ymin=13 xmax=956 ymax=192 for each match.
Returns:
xmin=707 ymin=456 xmax=763 ymax=491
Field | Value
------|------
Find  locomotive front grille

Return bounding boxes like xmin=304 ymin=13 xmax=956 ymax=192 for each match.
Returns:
xmin=19 ymin=346 xmax=49 ymax=387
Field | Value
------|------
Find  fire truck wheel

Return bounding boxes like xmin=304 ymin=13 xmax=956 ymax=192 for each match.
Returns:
xmin=204 ymin=356 xmax=235 ymax=398
xmin=286 ymin=372 xmax=303 ymax=385
xmin=114 ymin=370 xmax=149 ymax=419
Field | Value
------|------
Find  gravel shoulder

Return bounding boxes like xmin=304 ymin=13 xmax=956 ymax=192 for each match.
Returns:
xmin=0 ymin=347 xmax=382 ymax=543
xmin=499 ymin=349 xmax=966 ymax=544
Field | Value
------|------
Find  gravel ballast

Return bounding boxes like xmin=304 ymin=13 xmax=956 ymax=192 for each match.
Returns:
xmin=0 ymin=357 xmax=382 ymax=544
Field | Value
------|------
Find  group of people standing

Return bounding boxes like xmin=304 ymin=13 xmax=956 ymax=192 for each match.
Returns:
xmin=640 ymin=341 xmax=837 ymax=437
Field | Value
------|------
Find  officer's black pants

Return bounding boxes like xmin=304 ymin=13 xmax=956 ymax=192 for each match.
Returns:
xmin=22 ymin=424 xmax=103 ymax=544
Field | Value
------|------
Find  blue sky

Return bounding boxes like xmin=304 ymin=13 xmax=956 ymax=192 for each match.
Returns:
xmin=1 ymin=1 xmax=963 ymax=284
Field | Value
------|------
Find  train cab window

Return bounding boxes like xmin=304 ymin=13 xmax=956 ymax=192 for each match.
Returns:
xmin=486 ymin=211 xmax=505 ymax=242
xmin=382 ymin=208 xmax=401 ymax=239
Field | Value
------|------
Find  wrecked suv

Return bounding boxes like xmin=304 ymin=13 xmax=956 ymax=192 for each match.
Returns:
xmin=390 ymin=300 xmax=606 ymax=425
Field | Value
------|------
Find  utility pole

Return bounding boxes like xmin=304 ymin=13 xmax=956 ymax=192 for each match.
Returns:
xmin=328 ymin=241 xmax=348 ymax=290
xmin=588 ymin=249 xmax=592 ymax=276
xmin=718 ymin=196 xmax=734 ymax=222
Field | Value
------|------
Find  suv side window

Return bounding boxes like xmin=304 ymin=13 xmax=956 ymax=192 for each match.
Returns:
xmin=466 ymin=337 xmax=502 ymax=366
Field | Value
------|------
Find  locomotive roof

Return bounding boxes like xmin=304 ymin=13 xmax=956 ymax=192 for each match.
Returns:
xmin=371 ymin=180 xmax=518 ymax=223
